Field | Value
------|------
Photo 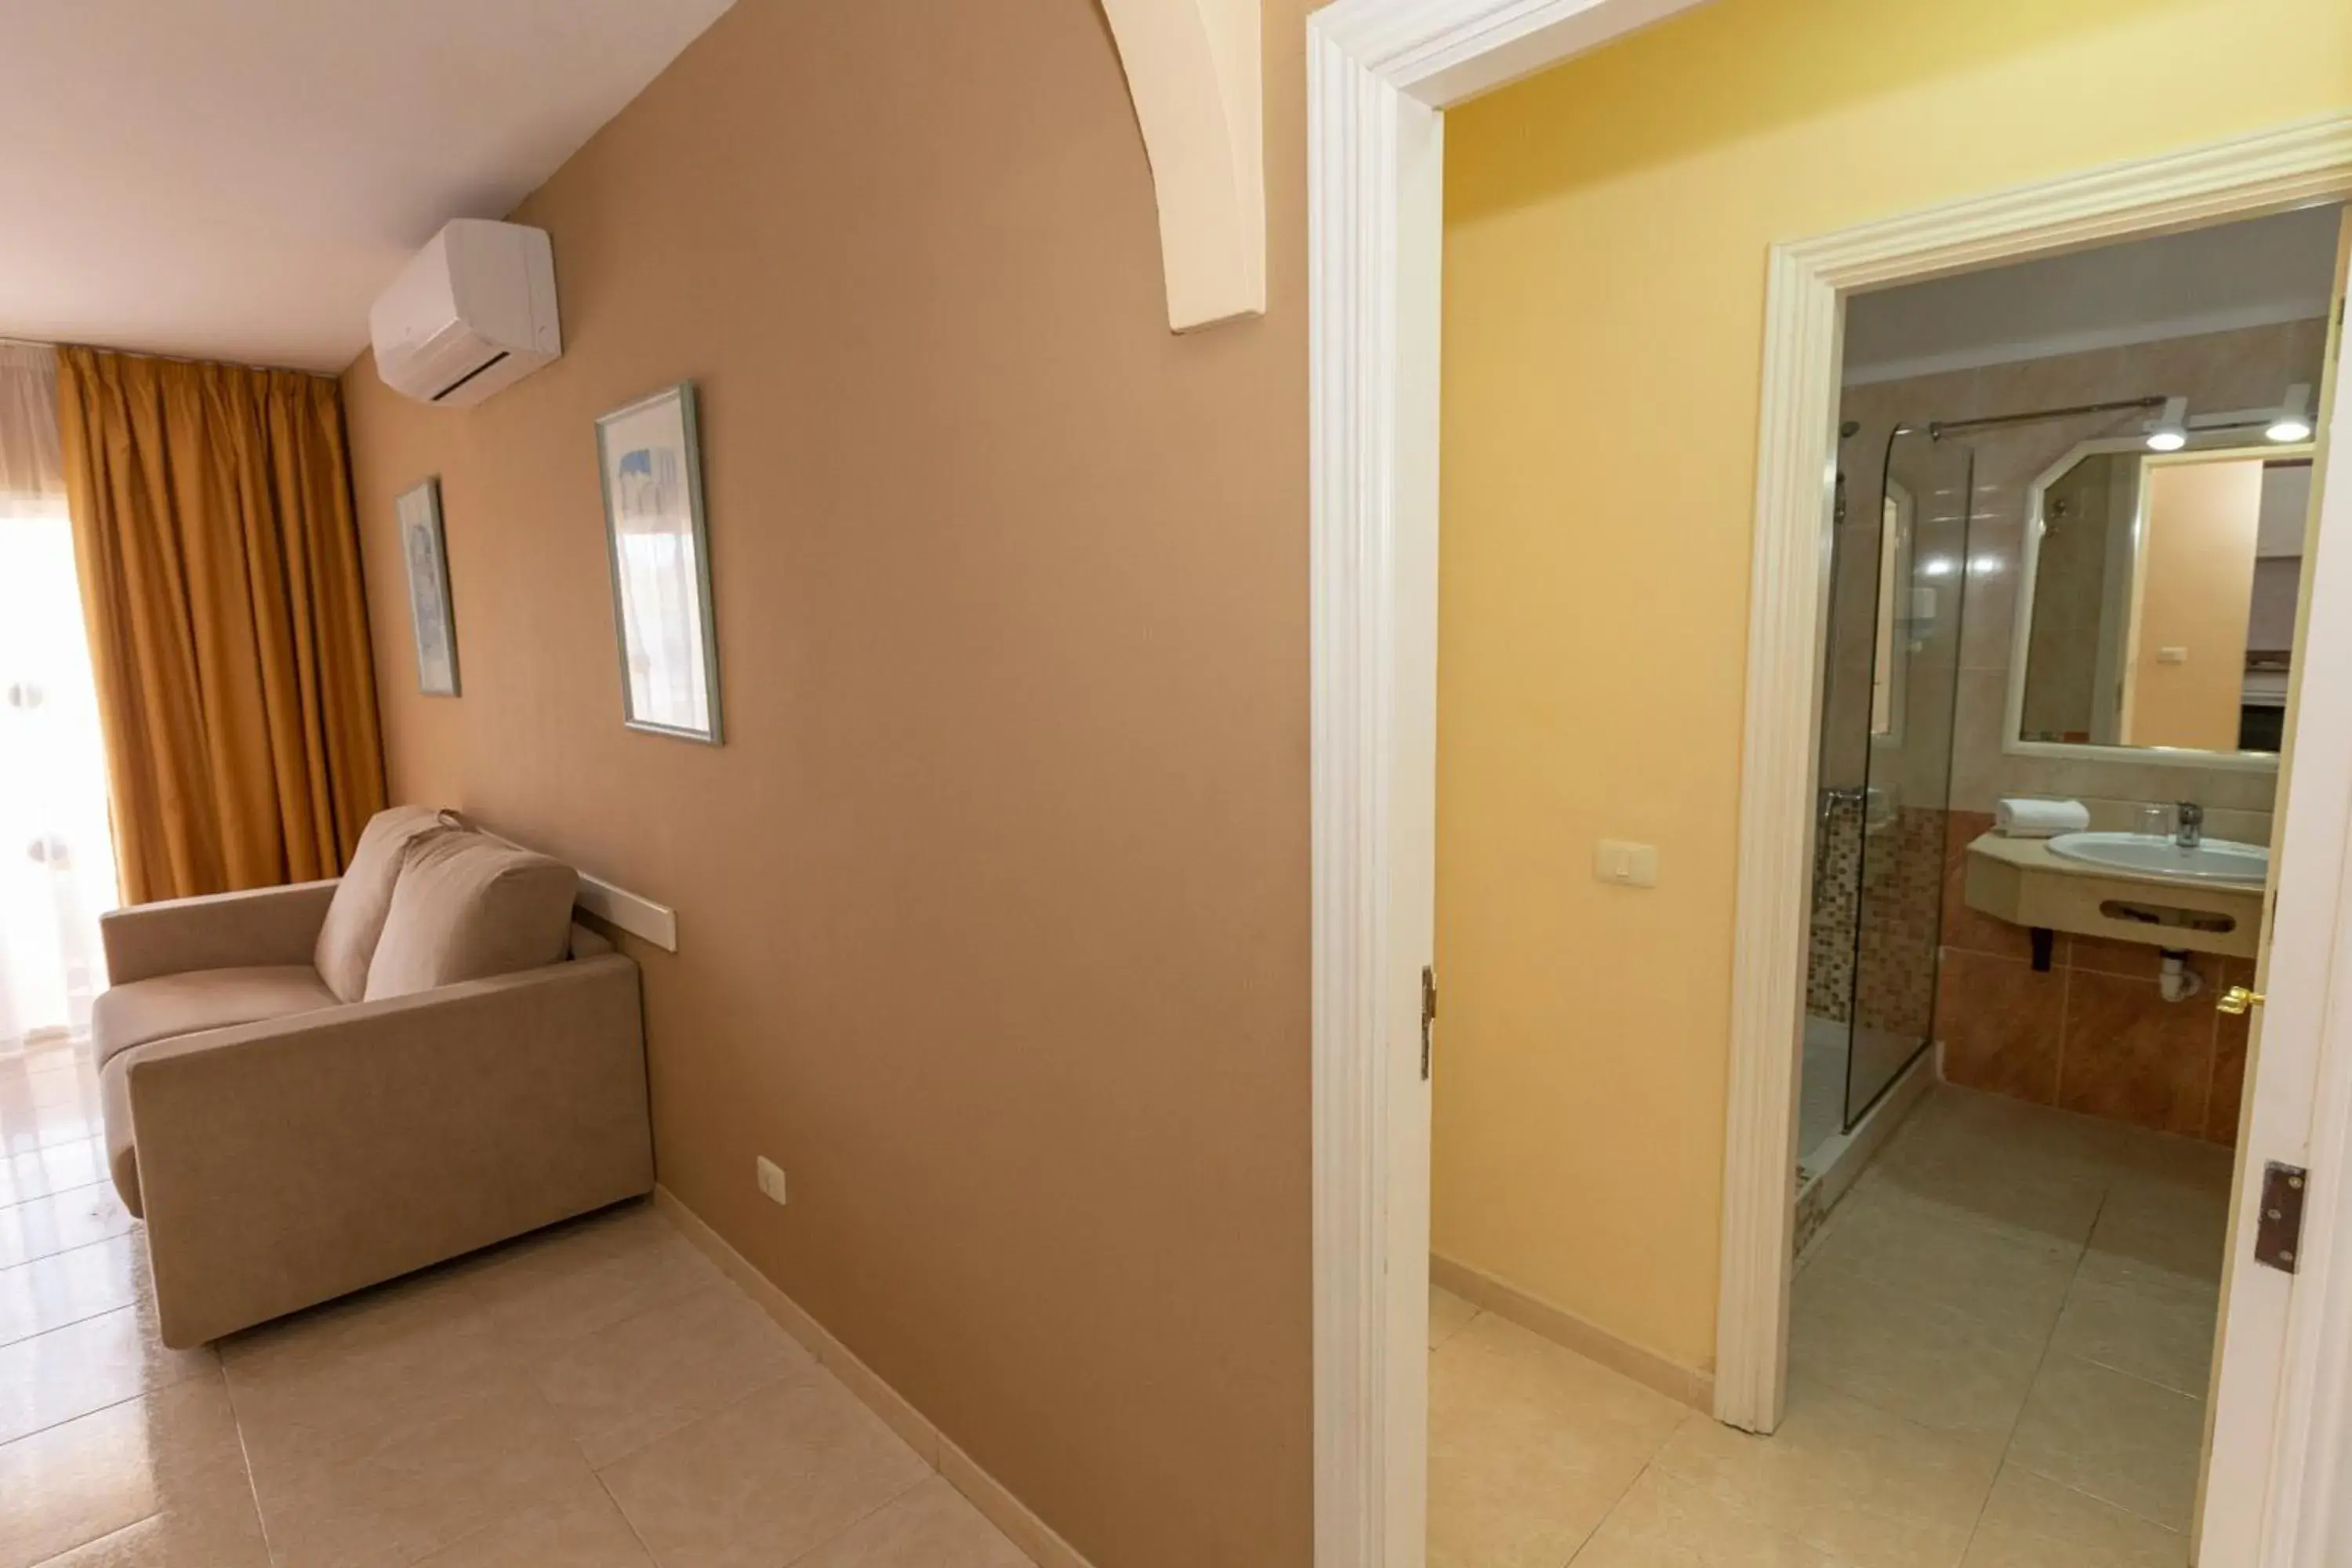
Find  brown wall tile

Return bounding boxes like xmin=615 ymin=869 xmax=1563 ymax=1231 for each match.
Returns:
xmin=2067 ymin=934 xmax=2173 ymax=982
xmin=2057 ymin=971 xmax=2215 ymax=1137
xmin=1938 ymin=949 xmax=2064 ymax=1105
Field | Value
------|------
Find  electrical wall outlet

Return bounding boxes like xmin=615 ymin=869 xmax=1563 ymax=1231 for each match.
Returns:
xmin=755 ymin=1156 xmax=788 ymax=1207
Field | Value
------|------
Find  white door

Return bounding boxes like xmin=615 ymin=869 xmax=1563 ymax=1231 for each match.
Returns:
xmin=2198 ymin=215 xmax=2352 ymax=1566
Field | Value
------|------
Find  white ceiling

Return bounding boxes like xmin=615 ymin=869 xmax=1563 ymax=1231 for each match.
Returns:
xmin=1845 ymin=204 xmax=2344 ymax=386
xmin=0 ymin=0 xmax=735 ymax=373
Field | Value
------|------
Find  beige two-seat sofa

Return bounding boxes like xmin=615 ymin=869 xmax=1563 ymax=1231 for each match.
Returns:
xmin=94 ymin=807 xmax=654 ymax=1348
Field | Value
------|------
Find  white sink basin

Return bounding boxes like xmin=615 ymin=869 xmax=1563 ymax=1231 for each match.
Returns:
xmin=2046 ymin=832 xmax=2268 ymax=885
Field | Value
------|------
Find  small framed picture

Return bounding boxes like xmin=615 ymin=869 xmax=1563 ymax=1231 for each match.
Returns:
xmin=596 ymin=382 xmax=720 ymax=743
xmin=395 ymin=477 xmax=459 ymax=697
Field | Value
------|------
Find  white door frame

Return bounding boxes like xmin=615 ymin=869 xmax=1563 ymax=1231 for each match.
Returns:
xmin=1303 ymin=0 xmax=2352 ymax=1554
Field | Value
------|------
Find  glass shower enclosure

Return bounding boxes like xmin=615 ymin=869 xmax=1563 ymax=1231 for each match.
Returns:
xmin=1801 ymin=426 xmax=1973 ymax=1169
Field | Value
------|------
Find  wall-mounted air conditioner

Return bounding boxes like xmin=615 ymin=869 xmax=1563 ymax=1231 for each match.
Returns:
xmin=368 ymin=219 xmax=560 ymax=408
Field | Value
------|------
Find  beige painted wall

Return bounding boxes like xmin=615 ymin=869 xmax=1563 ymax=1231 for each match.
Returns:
xmin=339 ymin=2 xmax=1312 ymax=1563
xmin=2125 ymin=457 xmax=2267 ymax=750
xmin=1436 ymin=0 xmax=2352 ymax=1374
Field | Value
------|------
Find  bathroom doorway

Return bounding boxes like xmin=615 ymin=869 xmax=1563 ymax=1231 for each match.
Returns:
xmin=1777 ymin=202 xmax=2347 ymax=1559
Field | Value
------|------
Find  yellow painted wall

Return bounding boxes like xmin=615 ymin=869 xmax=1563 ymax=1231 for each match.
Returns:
xmin=2125 ymin=458 xmax=2265 ymax=750
xmin=1436 ymin=0 xmax=2352 ymax=1374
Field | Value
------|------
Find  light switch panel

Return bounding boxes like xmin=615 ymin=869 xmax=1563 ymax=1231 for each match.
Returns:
xmin=2158 ymin=646 xmax=2189 ymax=664
xmin=1595 ymin=840 xmax=1661 ymax=888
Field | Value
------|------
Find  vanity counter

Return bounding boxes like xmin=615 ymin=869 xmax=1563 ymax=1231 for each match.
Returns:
xmin=1964 ymin=833 xmax=2262 ymax=961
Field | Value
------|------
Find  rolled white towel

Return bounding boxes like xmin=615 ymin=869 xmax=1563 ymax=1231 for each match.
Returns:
xmin=1994 ymin=797 xmax=2090 ymax=838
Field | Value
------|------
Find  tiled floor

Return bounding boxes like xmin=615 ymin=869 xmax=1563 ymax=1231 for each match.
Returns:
xmin=0 ymin=1038 xmax=1026 ymax=1568
xmin=1431 ymin=1084 xmax=2230 ymax=1567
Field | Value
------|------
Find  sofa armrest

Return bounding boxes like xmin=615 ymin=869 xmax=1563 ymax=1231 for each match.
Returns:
xmin=125 ymin=953 xmax=652 ymax=1347
xmin=101 ymin=880 xmax=340 ymax=985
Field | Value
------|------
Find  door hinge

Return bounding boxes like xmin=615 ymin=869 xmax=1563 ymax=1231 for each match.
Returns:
xmin=2256 ymin=1161 xmax=2309 ymax=1273
xmin=1420 ymin=965 xmax=1437 ymax=1081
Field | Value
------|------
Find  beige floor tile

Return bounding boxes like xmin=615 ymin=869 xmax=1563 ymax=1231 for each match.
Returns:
xmin=0 ymin=1104 xmax=106 ymax=1160
xmin=2049 ymin=1255 xmax=2217 ymax=1397
xmin=0 ymin=1087 xmax=96 ymax=1147
xmin=0 ymin=1142 xmax=108 ymax=1209
xmin=4 ymin=1062 xmax=98 ymax=1109
xmin=1428 ymin=1400 xmax=1651 ymax=1568
xmin=464 ymin=1203 xmax=725 ymax=1354
xmin=2086 ymin=1175 xmax=2231 ymax=1287
xmin=0 ymin=1182 xmax=137 ymax=1272
xmin=0 ymin=1374 xmax=263 ymax=1568
xmin=0 ymin=1235 xmax=146 ymax=1350
xmin=0 ymin=1063 xmax=97 ymax=1113
xmin=1922 ymin=1085 xmax=2125 ymax=1151
xmin=18 ymin=1503 xmax=273 ymax=1568
xmin=1428 ymin=1283 xmax=1479 ymax=1351
xmin=1415 ymin=1092 xmax=2222 ymax=1568
xmin=224 ymin=1254 xmax=604 ymax=1568
xmin=220 ymin=1264 xmax=506 ymax=1435
xmin=1652 ymin=1378 xmax=1998 ymax=1568
xmin=0 ymin=1304 xmax=216 ymax=1449
xmin=528 ymin=1278 xmax=816 ymax=1467
xmin=1801 ymin=1185 xmax=2082 ymax=1341
xmin=1428 ymin=1316 xmax=1686 ymax=1568
xmin=1857 ymin=1134 xmax=2107 ymax=1255
xmin=1958 ymin=1464 xmax=2188 ymax=1568
xmin=1569 ymin=1467 xmax=1845 ymax=1567
xmin=237 ymin=1366 xmax=597 ymax=1568
xmin=1907 ymin=1090 xmax=2121 ymax=1172
xmin=1787 ymin=1265 xmax=2046 ymax=1446
xmin=2096 ymin=1127 xmax=2234 ymax=1196
xmin=599 ymin=1374 xmax=931 ymax=1568
xmin=406 ymin=1475 xmax=653 ymax=1567
xmin=2006 ymin=1355 xmax=2203 ymax=1532
xmin=787 ymin=1475 xmax=1029 ymax=1568
xmin=1437 ymin=1315 xmax=1688 ymax=1454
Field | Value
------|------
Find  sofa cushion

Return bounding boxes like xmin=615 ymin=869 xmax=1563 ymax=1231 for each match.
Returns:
xmin=99 ymin=1053 xmax=141 ymax=1217
xmin=364 ymin=832 xmax=578 ymax=1001
xmin=312 ymin=805 xmax=452 ymax=1002
xmin=90 ymin=964 xmax=341 ymax=1072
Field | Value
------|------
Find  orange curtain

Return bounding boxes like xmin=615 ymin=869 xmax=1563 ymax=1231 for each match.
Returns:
xmin=56 ymin=347 xmax=386 ymax=903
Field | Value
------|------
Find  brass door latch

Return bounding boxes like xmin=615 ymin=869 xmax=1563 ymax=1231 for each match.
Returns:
xmin=2219 ymin=985 xmax=2266 ymax=1016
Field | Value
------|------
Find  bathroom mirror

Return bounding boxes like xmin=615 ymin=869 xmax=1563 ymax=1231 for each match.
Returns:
xmin=2009 ymin=438 xmax=2310 ymax=768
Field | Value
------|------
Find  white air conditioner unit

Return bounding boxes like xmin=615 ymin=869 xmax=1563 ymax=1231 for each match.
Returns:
xmin=369 ymin=220 xmax=560 ymax=407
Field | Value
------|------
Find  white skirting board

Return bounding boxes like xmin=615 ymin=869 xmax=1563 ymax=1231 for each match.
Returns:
xmin=650 ymin=1187 xmax=1094 ymax=1568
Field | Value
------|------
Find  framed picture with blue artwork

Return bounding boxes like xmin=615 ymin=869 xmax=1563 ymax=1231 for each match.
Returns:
xmin=395 ymin=477 xmax=459 ymax=696
xmin=595 ymin=382 xmax=721 ymax=744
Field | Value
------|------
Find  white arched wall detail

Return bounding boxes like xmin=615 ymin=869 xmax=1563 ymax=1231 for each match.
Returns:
xmin=1098 ymin=0 xmax=1265 ymax=332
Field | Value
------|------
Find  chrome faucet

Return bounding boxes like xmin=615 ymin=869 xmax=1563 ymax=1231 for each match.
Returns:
xmin=2176 ymin=801 xmax=2205 ymax=850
